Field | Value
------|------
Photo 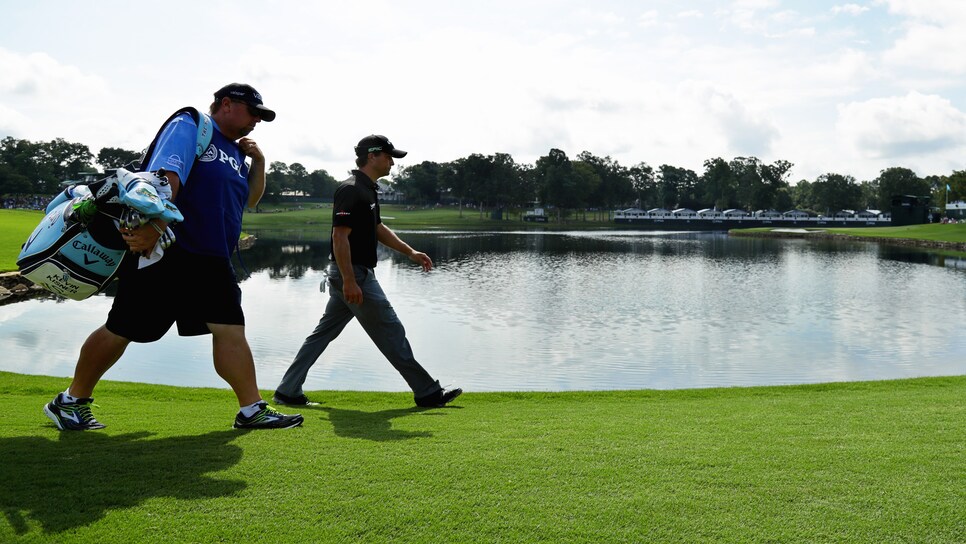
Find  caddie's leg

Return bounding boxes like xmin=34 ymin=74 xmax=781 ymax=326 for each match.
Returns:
xmin=208 ymin=323 xmax=261 ymax=407
xmin=69 ymin=325 xmax=130 ymax=398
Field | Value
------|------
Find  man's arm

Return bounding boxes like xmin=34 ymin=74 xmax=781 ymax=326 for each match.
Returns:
xmin=240 ymin=137 xmax=266 ymax=208
xmin=376 ymin=223 xmax=433 ymax=272
xmin=332 ymin=226 xmax=363 ymax=304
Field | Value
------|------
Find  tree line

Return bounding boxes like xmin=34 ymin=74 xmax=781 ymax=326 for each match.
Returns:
xmin=394 ymin=150 xmax=960 ymax=219
xmin=2 ymin=135 xmax=964 ymax=216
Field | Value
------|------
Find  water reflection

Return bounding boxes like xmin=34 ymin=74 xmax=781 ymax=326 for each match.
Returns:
xmin=2 ymin=231 xmax=964 ymax=392
xmin=877 ymin=244 xmax=966 ymax=270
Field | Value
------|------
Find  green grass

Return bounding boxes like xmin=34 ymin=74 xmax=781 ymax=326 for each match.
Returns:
xmin=0 ymin=209 xmax=43 ymax=271
xmin=824 ymin=223 xmax=966 ymax=242
xmin=2 ymin=371 xmax=963 ymax=543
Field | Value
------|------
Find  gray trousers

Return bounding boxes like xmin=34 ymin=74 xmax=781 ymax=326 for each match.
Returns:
xmin=276 ymin=264 xmax=441 ymax=399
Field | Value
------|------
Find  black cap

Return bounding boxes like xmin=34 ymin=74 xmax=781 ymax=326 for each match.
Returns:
xmin=213 ymin=83 xmax=276 ymax=122
xmin=354 ymin=134 xmax=407 ymax=158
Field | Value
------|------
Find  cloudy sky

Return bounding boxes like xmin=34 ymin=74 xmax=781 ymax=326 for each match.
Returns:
xmin=2 ymin=0 xmax=964 ymax=183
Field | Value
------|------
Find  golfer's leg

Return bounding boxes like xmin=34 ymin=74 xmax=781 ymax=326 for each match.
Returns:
xmin=209 ymin=323 xmax=261 ymax=407
xmin=276 ymin=295 xmax=354 ymax=397
xmin=352 ymin=274 xmax=440 ymax=398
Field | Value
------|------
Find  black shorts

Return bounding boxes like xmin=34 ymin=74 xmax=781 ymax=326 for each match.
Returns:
xmin=106 ymin=245 xmax=244 ymax=343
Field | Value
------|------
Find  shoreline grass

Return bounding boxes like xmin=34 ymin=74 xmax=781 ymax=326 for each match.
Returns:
xmin=732 ymin=223 xmax=966 ymax=243
xmin=2 ymin=371 xmax=963 ymax=543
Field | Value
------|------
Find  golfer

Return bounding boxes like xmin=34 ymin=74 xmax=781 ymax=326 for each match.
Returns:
xmin=273 ymin=135 xmax=461 ymax=408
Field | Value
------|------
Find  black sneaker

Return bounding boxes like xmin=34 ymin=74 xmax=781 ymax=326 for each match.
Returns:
xmin=233 ymin=402 xmax=303 ymax=429
xmin=415 ymin=387 xmax=463 ymax=408
xmin=43 ymin=394 xmax=106 ymax=431
xmin=272 ymin=390 xmax=311 ymax=406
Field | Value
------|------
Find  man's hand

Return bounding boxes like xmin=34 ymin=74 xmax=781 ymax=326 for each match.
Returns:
xmin=120 ymin=220 xmax=164 ymax=255
xmin=342 ymin=277 xmax=364 ymax=305
xmin=239 ymin=137 xmax=264 ymax=163
xmin=409 ymin=251 xmax=433 ymax=272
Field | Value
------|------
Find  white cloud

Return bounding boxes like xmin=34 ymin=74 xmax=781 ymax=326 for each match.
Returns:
xmin=0 ymin=48 xmax=124 ymax=145
xmin=731 ymin=0 xmax=780 ymax=9
xmin=881 ymin=0 xmax=966 ymax=73
xmin=676 ymin=10 xmax=704 ymax=19
xmin=638 ymin=10 xmax=660 ymax=28
xmin=799 ymin=48 xmax=877 ymax=97
xmin=0 ymin=49 xmax=100 ymax=97
xmin=831 ymin=4 xmax=870 ymax=16
xmin=717 ymin=0 xmax=782 ymax=32
xmin=836 ymin=91 xmax=966 ymax=158
xmin=879 ymin=0 xmax=966 ymax=21
xmin=0 ymin=103 xmax=31 ymax=137
xmin=765 ymin=26 xmax=816 ymax=39
xmin=884 ymin=23 xmax=966 ymax=73
xmin=2 ymin=2 xmax=965 ymax=185
xmin=574 ymin=9 xmax=624 ymax=26
xmin=688 ymin=84 xmax=780 ymax=157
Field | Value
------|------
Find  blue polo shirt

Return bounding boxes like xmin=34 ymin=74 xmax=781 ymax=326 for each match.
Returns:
xmin=145 ymin=113 xmax=250 ymax=258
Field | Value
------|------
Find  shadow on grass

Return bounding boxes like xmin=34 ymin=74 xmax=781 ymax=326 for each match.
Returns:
xmin=0 ymin=430 xmax=246 ymax=536
xmin=319 ymin=406 xmax=439 ymax=441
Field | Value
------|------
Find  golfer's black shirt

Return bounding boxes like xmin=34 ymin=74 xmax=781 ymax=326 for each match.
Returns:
xmin=330 ymin=170 xmax=381 ymax=268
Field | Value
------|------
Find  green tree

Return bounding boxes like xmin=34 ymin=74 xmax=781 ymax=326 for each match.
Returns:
xmin=534 ymin=149 xmax=579 ymax=220
xmin=488 ymin=153 xmax=521 ymax=214
xmin=265 ymin=161 xmax=289 ymax=201
xmin=512 ymin=162 xmax=538 ymax=212
xmin=657 ymin=165 xmax=698 ymax=209
xmin=807 ymin=173 xmax=863 ymax=214
xmin=859 ymin=180 xmax=878 ymax=211
xmin=288 ymin=163 xmax=309 ymax=197
xmin=36 ymin=138 xmax=94 ymax=192
xmin=571 ymin=160 xmax=600 ymax=214
xmin=0 ymin=162 xmax=32 ymax=194
xmin=760 ymin=159 xmax=794 ymax=207
xmin=458 ymin=154 xmax=495 ymax=218
xmin=731 ymin=157 xmax=769 ymax=211
xmin=1 ymin=137 xmax=94 ymax=194
xmin=728 ymin=157 xmax=792 ymax=211
xmin=0 ymin=137 xmax=40 ymax=194
xmin=773 ymin=186 xmax=794 ymax=212
xmin=576 ymin=151 xmax=633 ymax=218
xmin=791 ymin=180 xmax=812 ymax=212
xmin=439 ymin=161 xmax=469 ymax=217
xmin=307 ymin=169 xmax=339 ymax=198
xmin=946 ymin=171 xmax=966 ymax=204
xmin=701 ymin=158 xmax=736 ymax=210
xmin=396 ymin=161 xmax=442 ymax=205
xmin=96 ymin=147 xmax=141 ymax=170
xmin=628 ymin=162 xmax=655 ymax=209
xmin=874 ymin=167 xmax=929 ymax=210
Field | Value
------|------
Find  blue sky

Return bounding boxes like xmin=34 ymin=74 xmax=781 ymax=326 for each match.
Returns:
xmin=2 ymin=0 xmax=964 ymax=183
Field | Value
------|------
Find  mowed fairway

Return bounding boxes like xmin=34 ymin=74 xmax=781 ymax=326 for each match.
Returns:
xmin=1 ymin=372 xmax=962 ymax=543
xmin=0 ymin=209 xmax=43 ymax=271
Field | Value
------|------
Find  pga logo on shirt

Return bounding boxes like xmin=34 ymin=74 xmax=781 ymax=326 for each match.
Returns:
xmin=199 ymin=143 xmax=246 ymax=178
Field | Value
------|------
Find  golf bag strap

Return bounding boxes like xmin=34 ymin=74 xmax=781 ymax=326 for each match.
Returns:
xmin=138 ymin=106 xmax=214 ymax=171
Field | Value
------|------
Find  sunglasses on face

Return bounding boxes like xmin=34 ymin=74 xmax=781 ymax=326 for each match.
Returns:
xmin=230 ymin=100 xmax=262 ymax=119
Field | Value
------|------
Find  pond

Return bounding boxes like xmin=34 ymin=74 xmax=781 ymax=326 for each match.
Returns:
xmin=1 ymin=230 xmax=964 ymax=392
